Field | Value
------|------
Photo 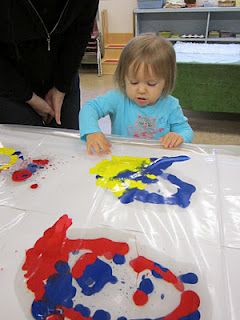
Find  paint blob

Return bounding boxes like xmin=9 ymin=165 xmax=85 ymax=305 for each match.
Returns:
xmin=22 ymin=215 xmax=201 ymax=320
xmin=90 ymin=156 xmax=196 ymax=208
xmin=0 ymin=147 xmax=49 ymax=184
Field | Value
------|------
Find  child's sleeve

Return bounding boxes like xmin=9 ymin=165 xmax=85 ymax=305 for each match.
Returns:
xmin=79 ymin=90 xmax=117 ymax=141
xmin=169 ymin=99 xmax=194 ymax=143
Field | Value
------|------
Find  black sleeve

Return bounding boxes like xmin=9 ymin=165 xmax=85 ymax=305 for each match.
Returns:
xmin=0 ymin=53 xmax=32 ymax=102
xmin=54 ymin=0 xmax=99 ymax=93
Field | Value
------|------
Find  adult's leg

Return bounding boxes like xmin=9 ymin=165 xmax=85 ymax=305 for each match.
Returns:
xmin=51 ymin=74 xmax=80 ymax=130
xmin=0 ymin=97 xmax=43 ymax=126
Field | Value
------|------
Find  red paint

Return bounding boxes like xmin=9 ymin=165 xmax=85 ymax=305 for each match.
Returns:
xmin=72 ymin=252 xmax=97 ymax=278
xmin=62 ymin=307 xmax=92 ymax=320
xmin=30 ymin=183 xmax=39 ymax=189
xmin=32 ymin=159 xmax=49 ymax=166
xmin=153 ymin=264 xmax=184 ymax=292
xmin=130 ymin=256 xmax=154 ymax=273
xmin=22 ymin=215 xmax=129 ymax=300
xmin=164 ymin=290 xmax=200 ymax=320
xmin=130 ymin=256 xmax=184 ymax=292
xmin=46 ymin=315 xmax=64 ymax=320
xmin=23 ymin=215 xmax=200 ymax=319
xmin=22 ymin=215 xmax=72 ymax=299
xmin=12 ymin=169 xmax=32 ymax=181
xmin=133 ymin=289 xmax=148 ymax=306
xmin=64 ymin=238 xmax=129 ymax=259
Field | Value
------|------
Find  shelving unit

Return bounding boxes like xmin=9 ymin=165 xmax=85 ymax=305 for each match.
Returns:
xmin=133 ymin=7 xmax=240 ymax=43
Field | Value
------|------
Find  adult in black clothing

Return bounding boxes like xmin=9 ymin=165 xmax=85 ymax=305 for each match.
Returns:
xmin=0 ymin=0 xmax=99 ymax=129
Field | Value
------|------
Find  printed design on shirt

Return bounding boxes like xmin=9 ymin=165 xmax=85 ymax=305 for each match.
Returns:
xmin=90 ymin=155 xmax=196 ymax=208
xmin=128 ymin=115 xmax=164 ymax=139
xmin=22 ymin=215 xmax=201 ymax=320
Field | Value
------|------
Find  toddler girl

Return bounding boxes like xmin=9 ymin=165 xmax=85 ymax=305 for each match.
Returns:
xmin=79 ymin=33 xmax=193 ymax=155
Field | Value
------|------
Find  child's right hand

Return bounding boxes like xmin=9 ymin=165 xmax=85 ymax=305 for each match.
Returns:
xmin=86 ymin=132 xmax=112 ymax=155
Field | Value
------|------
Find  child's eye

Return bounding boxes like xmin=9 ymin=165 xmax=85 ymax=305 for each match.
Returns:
xmin=130 ymin=81 xmax=138 ymax=85
xmin=147 ymin=82 xmax=158 ymax=87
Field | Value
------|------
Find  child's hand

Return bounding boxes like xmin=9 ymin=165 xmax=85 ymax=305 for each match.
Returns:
xmin=86 ymin=132 xmax=112 ymax=155
xmin=159 ymin=132 xmax=184 ymax=148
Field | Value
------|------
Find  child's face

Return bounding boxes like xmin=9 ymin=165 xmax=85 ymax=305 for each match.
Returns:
xmin=125 ymin=63 xmax=165 ymax=107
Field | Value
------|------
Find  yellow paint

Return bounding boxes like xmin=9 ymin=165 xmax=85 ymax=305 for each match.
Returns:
xmin=90 ymin=156 xmax=154 ymax=197
xmin=0 ymin=147 xmax=18 ymax=171
xmin=96 ymin=177 xmax=146 ymax=197
xmin=90 ymin=156 xmax=151 ymax=177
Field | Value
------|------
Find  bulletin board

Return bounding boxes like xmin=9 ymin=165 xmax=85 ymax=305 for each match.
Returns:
xmin=0 ymin=124 xmax=239 ymax=320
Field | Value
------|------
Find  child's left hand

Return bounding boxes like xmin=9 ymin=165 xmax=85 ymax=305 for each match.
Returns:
xmin=159 ymin=132 xmax=184 ymax=148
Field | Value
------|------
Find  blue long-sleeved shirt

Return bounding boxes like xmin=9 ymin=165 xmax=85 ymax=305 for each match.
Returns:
xmin=80 ymin=89 xmax=193 ymax=142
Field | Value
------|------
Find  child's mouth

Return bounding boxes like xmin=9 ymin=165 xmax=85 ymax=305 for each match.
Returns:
xmin=136 ymin=97 xmax=147 ymax=104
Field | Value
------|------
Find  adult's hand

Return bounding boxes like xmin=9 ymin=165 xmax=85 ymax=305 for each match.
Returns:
xmin=45 ymin=87 xmax=65 ymax=125
xmin=26 ymin=92 xmax=55 ymax=123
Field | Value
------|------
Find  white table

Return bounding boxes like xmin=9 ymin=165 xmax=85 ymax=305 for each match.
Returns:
xmin=0 ymin=125 xmax=239 ymax=319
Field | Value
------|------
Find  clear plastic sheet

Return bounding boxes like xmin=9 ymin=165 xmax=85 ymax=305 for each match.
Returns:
xmin=0 ymin=124 xmax=240 ymax=319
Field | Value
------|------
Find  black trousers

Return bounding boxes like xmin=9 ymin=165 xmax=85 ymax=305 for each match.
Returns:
xmin=0 ymin=75 xmax=80 ymax=130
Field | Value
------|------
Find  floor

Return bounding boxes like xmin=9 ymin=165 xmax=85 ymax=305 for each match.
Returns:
xmin=80 ymin=71 xmax=240 ymax=146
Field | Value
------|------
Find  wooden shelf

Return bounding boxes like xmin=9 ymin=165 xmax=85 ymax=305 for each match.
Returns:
xmin=134 ymin=7 xmax=240 ymax=44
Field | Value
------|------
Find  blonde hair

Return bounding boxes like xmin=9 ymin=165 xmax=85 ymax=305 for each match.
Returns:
xmin=114 ymin=33 xmax=176 ymax=97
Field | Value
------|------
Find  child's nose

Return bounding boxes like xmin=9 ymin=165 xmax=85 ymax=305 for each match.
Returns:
xmin=137 ymin=83 xmax=146 ymax=93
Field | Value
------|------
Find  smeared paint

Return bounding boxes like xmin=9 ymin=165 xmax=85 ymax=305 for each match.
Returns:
xmin=0 ymin=147 xmax=49 ymax=183
xmin=23 ymin=215 xmax=201 ymax=320
xmin=0 ymin=147 xmax=19 ymax=171
xmin=12 ymin=169 xmax=32 ymax=181
xmin=90 ymin=156 xmax=196 ymax=207
xmin=32 ymin=159 xmax=49 ymax=166
xmin=179 ymin=273 xmax=198 ymax=284
xmin=133 ymin=276 xmax=154 ymax=305
xmin=130 ymin=256 xmax=184 ymax=293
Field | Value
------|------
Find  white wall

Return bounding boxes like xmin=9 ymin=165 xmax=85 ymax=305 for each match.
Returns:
xmin=99 ymin=0 xmax=137 ymax=33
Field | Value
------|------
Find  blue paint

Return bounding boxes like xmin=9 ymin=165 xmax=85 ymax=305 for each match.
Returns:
xmin=119 ymin=174 xmax=195 ymax=207
xmin=161 ymin=293 xmax=165 ymax=299
xmin=13 ymin=151 xmax=24 ymax=160
xmin=75 ymin=258 xmax=117 ymax=296
xmin=27 ymin=163 xmax=38 ymax=173
xmin=44 ymin=261 xmax=76 ymax=308
xmin=96 ymin=156 xmax=196 ymax=208
xmin=113 ymin=254 xmax=126 ymax=264
xmin=179 ymin=273 xmax=198 ymax=284
xmin=55 ymin=260 xmax=70 ymax=273
xmin=166 ymin=174 xmax=196 ymax=208
xmin=152 ymin=263 xmax=168 ymax=279
xmin=74 ymin=304 xmax=91 ymax=317
xmin=139 ymin=277 xmax=154 ymax=294
xmin=180 ymin=310 xmax=201 ymax=320
xmin=117 ymin=317 xmax=127 ymax=320
xmin=32 ymin=269 xmax=74 ymax=320
xmin=115 ymin=156 xmax=196 ymax=208
xmin=154 ymin=262 xmax=168 ymax=273
xmin=31 ymin=300 xmax=56 ymax=320
xmin=144 ymin=156 xmax=190 ymax=172
xmin=93 ymin=309 xmax=111 ymax=320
